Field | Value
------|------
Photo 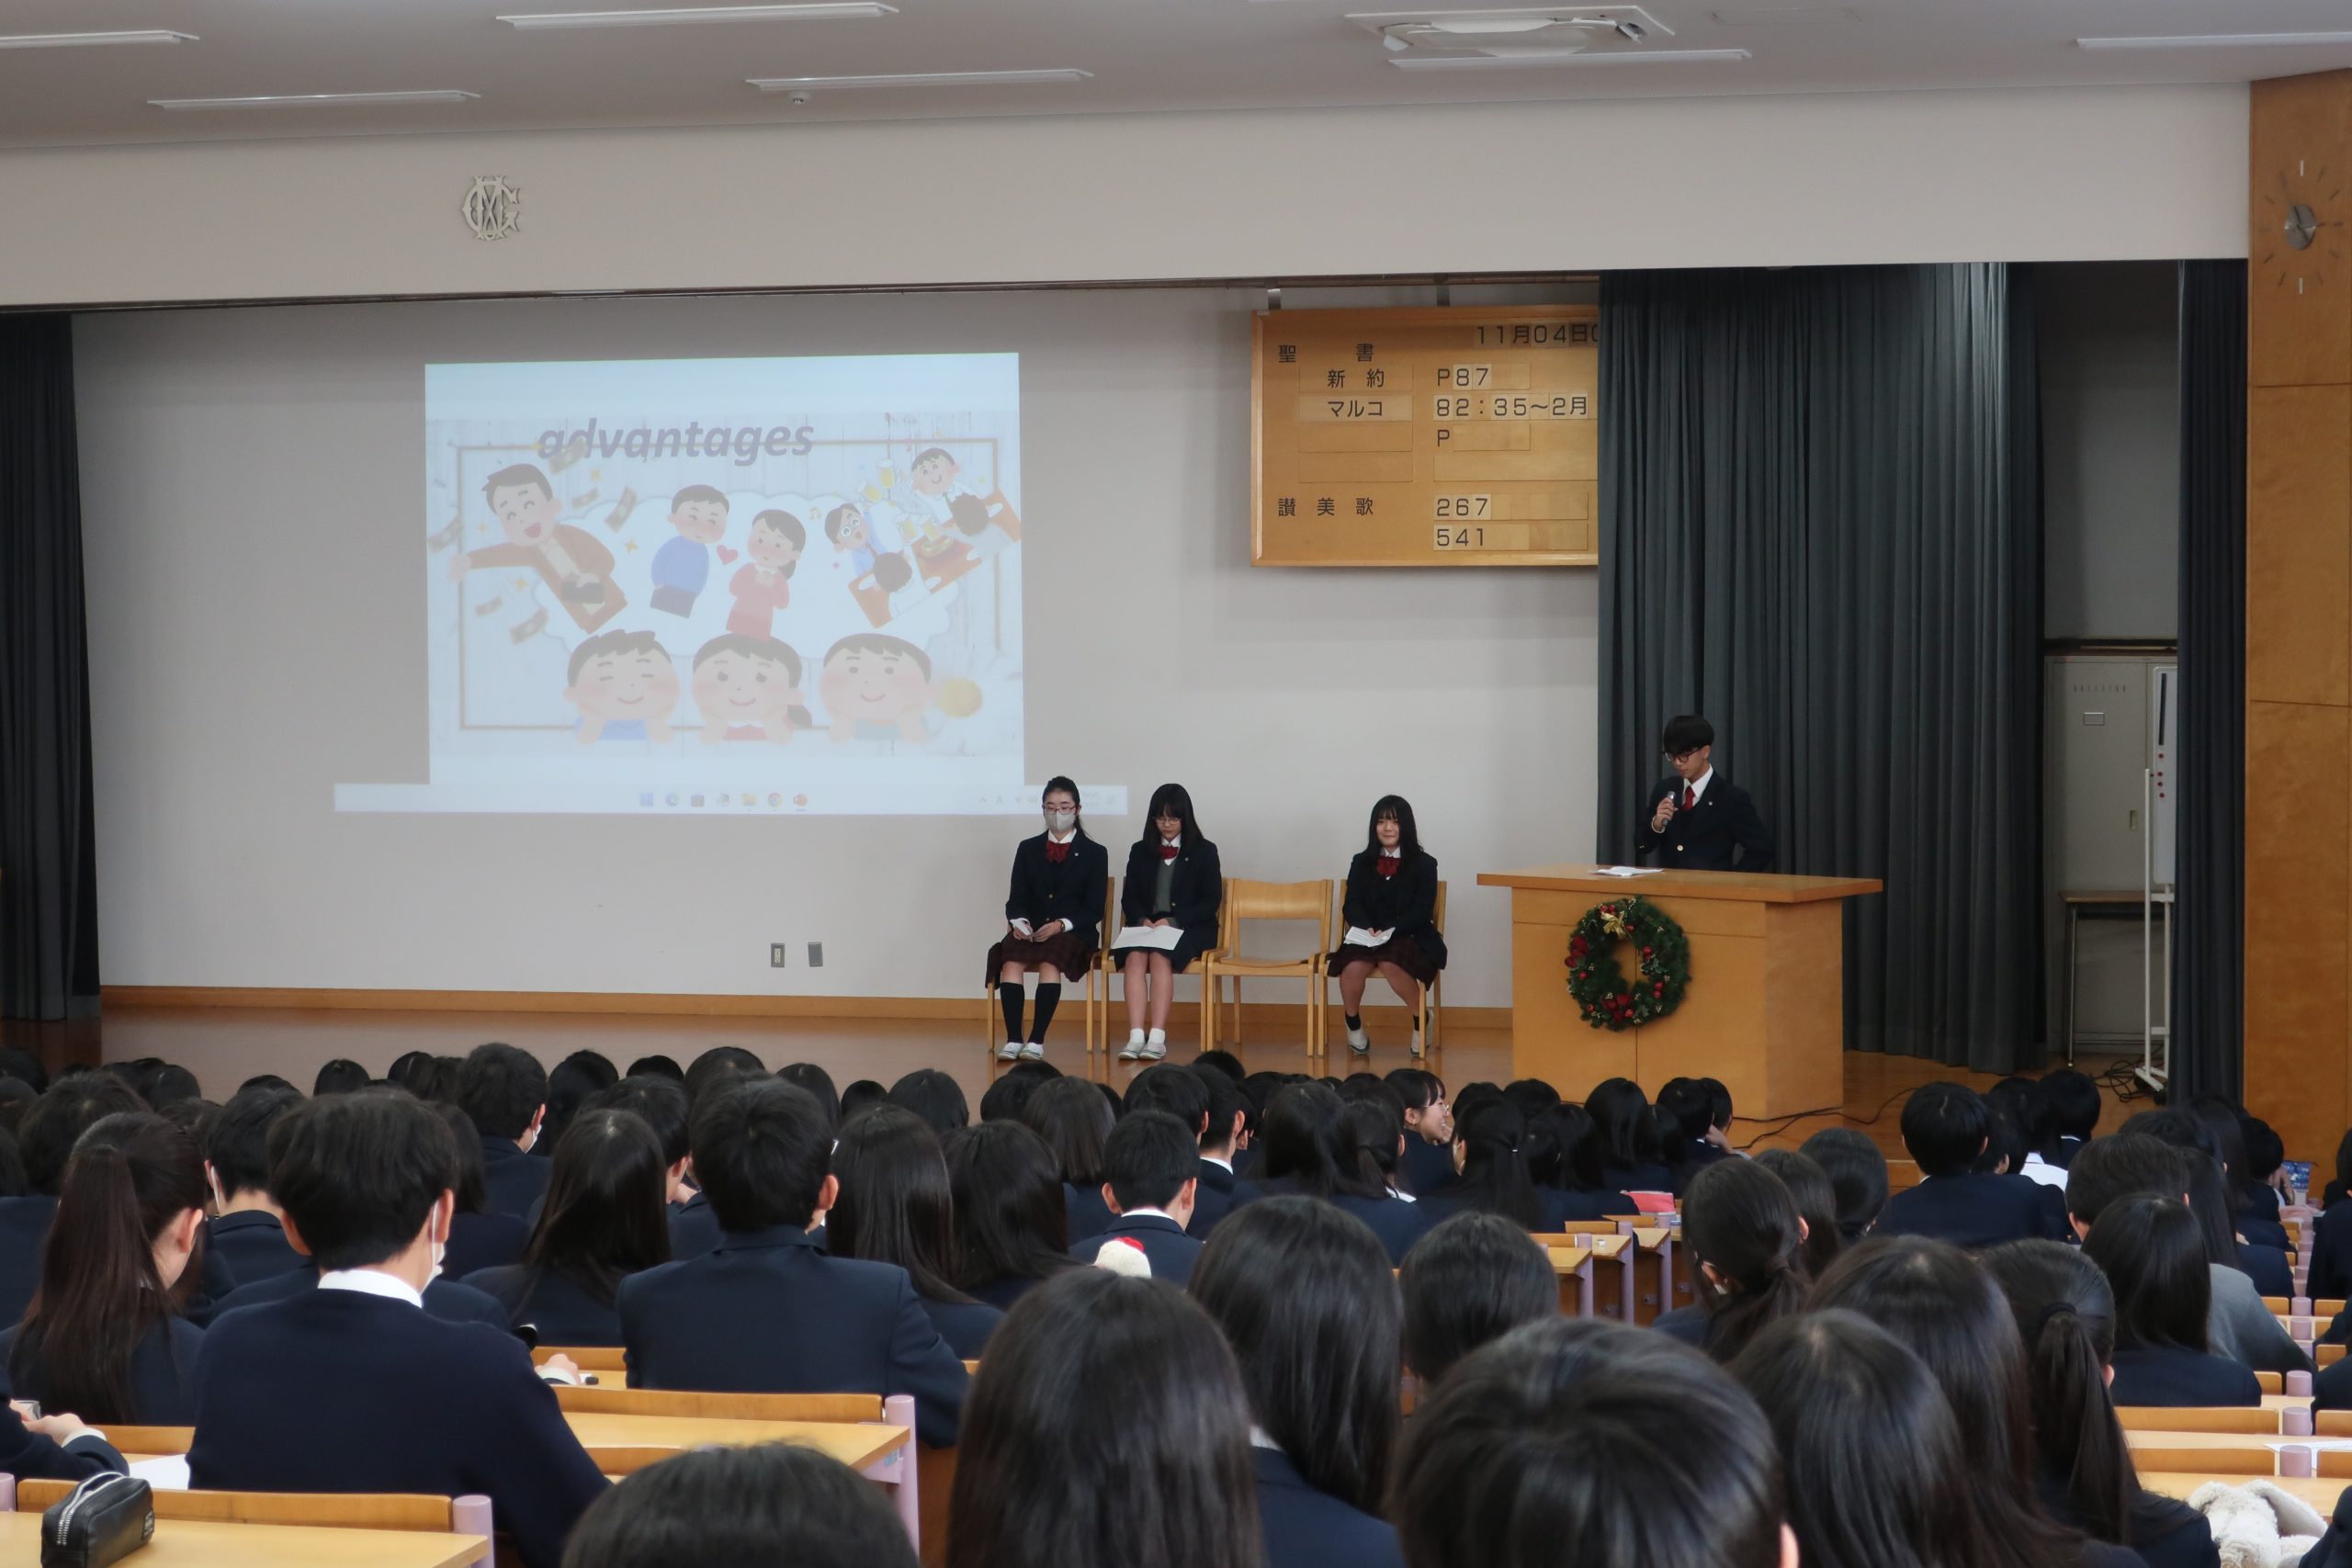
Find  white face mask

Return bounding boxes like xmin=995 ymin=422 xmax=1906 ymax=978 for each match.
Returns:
xmin=1045 ymin=808 xmax=1077 ymax=833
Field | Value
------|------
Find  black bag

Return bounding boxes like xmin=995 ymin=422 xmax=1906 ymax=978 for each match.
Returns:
xmin=40 ymin=1473 xmax=153 ymax=1568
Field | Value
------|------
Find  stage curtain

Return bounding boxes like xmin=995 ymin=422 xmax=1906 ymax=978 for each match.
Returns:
xmin=1597 ymin=265 xmax=2043 ymax=1072
xmin=2167 ymin=260 xmax=2248 ymax=1103
xmin=0 ymin=314 xmax=101 ymax=1021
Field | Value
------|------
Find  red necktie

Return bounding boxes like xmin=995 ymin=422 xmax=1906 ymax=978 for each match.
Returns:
xmin=1681 ymin=784 xmax=1695 ymax=810
xmin=1160 ymin=843 xmax=1180 ymax=863
xmin=1045 ymin=840 xmax=1069 ymax=863
xmin=1376 ymin=856 xmax=1402 ymax=878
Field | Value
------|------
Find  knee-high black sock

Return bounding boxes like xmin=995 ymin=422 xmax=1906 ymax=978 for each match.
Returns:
xmin=1029 ymin=982 xmax=1063 ymax=1043
xmin=998 ymin=981 xmax=1025 ymax=1043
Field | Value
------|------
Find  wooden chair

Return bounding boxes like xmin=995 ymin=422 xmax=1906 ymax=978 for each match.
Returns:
xmin=532 ymin=1345 xmax=626 ymax=1374
xmin=2127 ymin=1446 xmax=2282 ymax=1476
xmin=85 ymin=1424 xmax=193 ymax=1453
xmin=9 ymin=1481 xmax=493 ymax=1562
xmin=1196 ymin=878 xmax=1334 ymax=1056
xmin=982 ymin=877 xmax=1116 ymax=1080
xmin=2117 ymin=1406 xmax=2286 ymax=1434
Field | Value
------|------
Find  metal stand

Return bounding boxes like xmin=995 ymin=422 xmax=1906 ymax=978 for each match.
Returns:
xmin=2139 ymin=768 xmax=2174 ymax=1094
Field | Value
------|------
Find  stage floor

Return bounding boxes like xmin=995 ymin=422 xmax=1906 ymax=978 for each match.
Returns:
xmin=5 ymin=1004 xmax=2147 ymax=1158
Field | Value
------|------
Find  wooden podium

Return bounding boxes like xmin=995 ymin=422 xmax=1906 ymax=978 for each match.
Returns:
xmin=1475 ymin=867 xmax=1883 ymax=1119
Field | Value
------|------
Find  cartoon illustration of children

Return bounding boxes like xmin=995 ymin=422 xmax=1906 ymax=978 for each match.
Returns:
xmin=824 ymin=502 xmax=879 ymax=577
xmin=650 ymin=485 xmax=729 ymax=616
xmin=562 ymin=629 xmax=681 ymax=744
xmin=903 ymin=447 xmax=979 ymax=583
xmin=691 ymin=633 xmax=810 ymax=745
xmin=725 ymin=509 xmax=804 ymax=639
xmin=448 ymin=463 xmax=628 ymax=634
xmin=821 ymin=631 xmax=971 ymax=743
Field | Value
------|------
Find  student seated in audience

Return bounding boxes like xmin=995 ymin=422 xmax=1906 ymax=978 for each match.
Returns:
xmin=827 ymin=1106 xmax=1004 ymax=1358
xmin=2119 ymin=1109 xmax=2295 ymax=1299
xmin=1191 ymin=1198 xmax=1406 ymax=1568
xmin=1021 ymin=1075 xmax=1116 ymax=1244
xmin=1583 ymin=1077 xmax=1677 ymax=1195
xmin=1753 ymin=1148 xmax=1843 ymax=1279
xmin=2083 ymin=1194 xmax=2259 ymax=1408
xmin=1422 ymin=1099 xmax=1549 ymax=1231
xmin=559 ymin=1441 xmax=919 ymax=1568
xmin=839 ymin=1077 xmax=887 ymax=1122
xmin=0 ymin=1399 xmax=130 ymax=1482
xmin=2042 ymin=1069 xmax=2103 ymax=1169
xmin=2184 ymin=1098 xmax=2287 ymax=1249
xmin=1988 ymin=1077 xmax=2070 ymax=1191
xmin=775 ymin=1062 xmax=840 ymax=1133
xmin=1194 ymin=1061 xmax=1261 ymax=1237
xmin=1398 ymin=1212 xmax=1555 ymax=1391
xmin=1657 ymin=1077 xmax=1733 ymax=1193
xmin=465 ymin=1109 xmax=670 ymax=1345
xmin=458 ymin=1042 xmax=554 ymax=1221
xmin=978 ymin=1060 xmax=1057 ymax=1125
xmin=888 ymin=1068 xmax=969 ymax=1140
xmin=1523 ymin=1101 xmax=1637 ymax=1221
xmin=1799 ymin=1126 xmax=1890 ymax=1242
xmin=1253 ymin=1083 xmax=1432 ymax=1265
xmin=1652 ymin=1157 xmax=1810 ymax=1361
xmin=617 ymin=1078 xmax=968 ymax=1447
xmin=435 ymin=1102 xmax=530 ymax=1277
xmin=1984 ymin=1240 xmax=2221 ymax=1568
xmin=1877 ymin=1084 xmax=2066 ymax=1248
xmin=1125 ymin=1064 xmax=1223 ymax=1234
xmin=1329 ymin=794 xmax=1446 ymax=1058
xmin=947 ymin=1269 xmax=1262 ymax=1568
xmin=1733 ymin=1309 xmax=2049 ymax=1568
xmin=1346 ymin=1094 xmax=1417 ymax=1203
xmin=187 ymin=1091 xmax=608 ymax=1568
xmin=1383 ymin=1068 xmax=1456 ymax=1199
xmin=944 ymin=1121 xmax=1076 ymax=1313
xmin=3 ymin=1111 xmax=208 ymax=1423
xmin=1072 ymin=1111 xmax=1205 ymax=1285
xmin=582 ymin=1076 xmax=706 ymax=1257
xmin=0 ymin=1074 xmax=146 ymax=1323
xmin=200 ymin=1083 xmax=307 ymax=1288
xmin=313 ymin=1058 xmax=369 ymax=1097
xmin=1390 ymin=1316 xmax=1790 ymax=1568
xmin=537 ymin=1049 xmax=619 ymax=1159
xmin=684 ymin=1046 xmax=763 ymax=1110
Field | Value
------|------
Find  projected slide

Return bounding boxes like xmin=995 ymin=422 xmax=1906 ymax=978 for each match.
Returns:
xmin=337 ymin=353 xmax=1090 ymax=817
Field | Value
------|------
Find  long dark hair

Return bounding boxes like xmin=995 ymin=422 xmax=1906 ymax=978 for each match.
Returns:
xmin=1432 ymin=1099 xmax=1544 ymax=1231
xmin=1753 ymin=1149 xmax=1843 ymax=1280
xmin=943 ymin=1122 xmax=1072 ymax=1291
xmin=948 ymin=1270 xmax=1264 ymax=1568
xmin=1344 ymin=1098 xmax=1405 ymax=1190
xmin=2187 ymin=1097 xmax=2265 ymax=1217
xmin=1983 ymin=1241 xmax=2140 ymax=1545
xmin=1799 ymin=1127 xmax=1892 ymax=1241
xmin=1583 ymin=1079 xmax=1661 ymax=1172
xmin=2117 ymin=1109 xmax=2241 ymax=1267
xmin=17 ymin=1111 xmax=207 ymax=1422
xmin=1684 ymin=1158 xmax=1810 ymax=1362
xmin=1729 ymin=1311 xmax=1989 ymax=1568
xmin=2082 ymin=1195 xmax=2210 ymax=1352
xmin=1261 ymin=1084 xmax=1387 ymax=1201
xmin=543 ymin=1050 xmax=620 ymax=1155
xmin=434 ymin=1102 xmax=492 ymax=1213
xmin=526 ymin=1110 xmax=671 ymax=1307
xmin=1141 ymin=782 xmax=1200 ymax=844
xmin=560 ymin=1442 xmax=919 ymax=1568
xmin=1526 ymin=1102 xmax=1611 ymax=1193
xmin=1811 ymin=1237 xmax=2076 ymax=1568
xmin=1041 ymin=775 xmax=1090 ymax=841
xmin=1020 ymin=1077 xmax=1114 ymax=1187
xmin=1365 ymin=795 xmax=1423 ymax=860
xmin=1400 ymin=1212 xmax=1555 ymax=1388
xmin=1190 ymin=1197 xmax=1399 ymax=1514
xmin=829 ymin=1107 xmax=976 ymax=1307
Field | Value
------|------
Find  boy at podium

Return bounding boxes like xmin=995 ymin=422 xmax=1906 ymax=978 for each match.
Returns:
xmin=1637 ymin=715 xmax=1775 ymax=872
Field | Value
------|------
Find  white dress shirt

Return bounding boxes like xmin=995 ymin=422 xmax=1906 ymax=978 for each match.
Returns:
xmin=317 ymin=1269 xmax=425 ymax=1309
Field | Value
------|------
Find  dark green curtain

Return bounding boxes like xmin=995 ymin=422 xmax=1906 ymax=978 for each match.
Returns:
xmin=0 ymin=314 xmax=101 ymax=1021
xmin=1597 ymin=265 xmax=2043 ymax=1073
xmin=2167 ymin=260 xmax=2248 ymax=1103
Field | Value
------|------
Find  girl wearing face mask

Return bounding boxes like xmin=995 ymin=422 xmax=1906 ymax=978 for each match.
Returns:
xmin=1113 ymin=783 xmax=1224 ymax=1062
xmin=989 ymin=776 xmax=1112 ymax=1063
xmin=1329 ymin=795 xmax=1448 ymax=1056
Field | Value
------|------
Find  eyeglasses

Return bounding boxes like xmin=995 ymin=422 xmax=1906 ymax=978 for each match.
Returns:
xmin=1665 ymin=748 xmax=1702 ymax=763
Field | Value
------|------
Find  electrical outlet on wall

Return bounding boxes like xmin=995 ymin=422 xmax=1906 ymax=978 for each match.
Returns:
xmin=807 ymin=942 xmax=824 ymax=968
xmin=769 ymin=943 xmax=788 ymax=968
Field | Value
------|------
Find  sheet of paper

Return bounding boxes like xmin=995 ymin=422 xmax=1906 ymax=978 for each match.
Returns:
xmin=1114 ymin=925 xmax=1183 ymax=952
xmin=1009 ymin=919 xmax=1034 ymax=938
xmin=1343 ymin=927 xmax=1395 ymax=947
xmin=130 ymin=1455 xmax=190 ymax=1492
xmin=1591 ymin=865 xmax=1663 ymax=878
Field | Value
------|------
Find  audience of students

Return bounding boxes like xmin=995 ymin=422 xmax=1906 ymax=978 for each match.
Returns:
xmin=435 ymin=1101 xmax=532 ymax=1278
xmin=1253 ymin=1082 xmax=1432 ymax=1264
xmin=827 ymin=1105 xmax=1004 ymax=1357
xmin=466 ymin=1107 xmax=671 ymax=1344
xmin=200 ymin=1082 xmax=308 ymax=1289
xmin=560 ymin=1441 xmax=920 ymax=1568
xmin=1654 ymin=1156 xmax=1811 ymax=1360
xmin=1020 ymin=1074 xmax=1117 ymax=1243
xmin=0 ymin=1073 xmax=146 ymax=1322
xmin=1422 ymin=1098 xmax=1549 ymax=1231
xmin=1752 ymin=1147 xmax=1844 ymax=1280
xmin=458 ymin=1043 xmax=555 ymax=1221
xmin=1397 ymin=1211 xmax=1555 ymax=1390
xmin=943 ymin=1120 xmax=1076 ymax=1311
xmin=2083 ymin=1194 xmax=2261 ymax=1408
xmin=1583 ymin=1077 xmax=1676 ymax=1195
xmin=1522 ymin=1100 xmax=1637 ymax=1219
xmin=1878 ymin=1084 xmax=2067 ymax=1248
xmin=1071 ymin=1110 xmax=1206 ymax=1285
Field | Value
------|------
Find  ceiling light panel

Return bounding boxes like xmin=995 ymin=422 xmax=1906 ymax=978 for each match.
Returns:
xmin=150 ymin=90 xmax=481 ymax=111
xmin=0 ymin=30 xmax=195 ymax=49
xmin=1388 ymin=47 xmax=1750 ymax=66
xmin=499 ymin=4 xmax=893 ymax=28
xmin=2075 ymin=31 xmax=2352 ymax=51
xmin=748 ymin=69 xmax=1092 ymax=90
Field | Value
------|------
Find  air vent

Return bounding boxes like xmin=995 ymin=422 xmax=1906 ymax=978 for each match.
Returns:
xmin=1349 ymin=5 xmax=1674 ymax=61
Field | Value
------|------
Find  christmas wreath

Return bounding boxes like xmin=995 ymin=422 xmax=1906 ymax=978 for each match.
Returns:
xmin=1564 ymin=896 xmax=1690 ymax=1032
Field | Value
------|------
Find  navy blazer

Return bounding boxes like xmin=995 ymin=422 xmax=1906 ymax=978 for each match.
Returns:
xmin=1669 ymin=1142 xmax=1734 ymax=1196
xmin=1252 ymin=1445 xmax=1406 ymax=1568
xmin=1 ymin=1316 xmax=205 ymax=1425
xmin=1192 ymin=1159 xmax=1261 ymax=1240
xmin=0 ymin=1195 xmax=58 ymax=1326
xmin=464 ymin=1264 xmax=624 ymax=1347
xmin=1635 ymin=773 xmax=1775 ymax=872
xmin=201 ymin=1261 xmax=515 ymax=1332
xmin=481 ymin=1137 xmax=554 ymax=1223
xmin=967 ymin=1272 xmax=1057 ymax=1314
xmin=1116 ymin=836 xmax=1224 ymax=970
xmin=918 ymin=1294 xmax=1005 ymax=1359
xmin=2107 ymin=1345 xmax=2263 ymax=1408
xmin=2312 ymin=1205 xmax=2352 ymax=1302
xmin=447 ymin=1210 xmax=530 ymax=1280
xmin=1877 ymin=1172 xmax=2069 ymax=1250
xmin=1601 ymin=1163 xmax=1678 ymax=1197
xmin=1338 ymin=849 xmax=1448 ymax=971
xmin=618 ymin=1225 xmax=968 ymax=1447
xmin=1064 ymin=1182 xmax=1115 ymax=1244
xmin=208 ymin=1211 xmax=308 ymax=1290
xmin=1546 ymin=1189 xmax=1639 ymax=1224
xmin=2237 ymin=1243 xmax=2295 ymax=1300
xmin=1398 ymin=1139 xmax=1455 ymax=1201
xmin=188 ymin=1288 xmax=607 ymax=1568
xmin=1254 ymin=1179 xmax=1435 ymax=1266
xmin=2037 ymin=1472 xmax=2220 ymax=1568
xmin=1651 ymin=1303 xmax=1709 ymax=1348
xmin=1074 ymin=1213 xmax=1204 ymax=1287
xmin=669 ymin=1193 xmax=724 ymax=1260
xmin=0 ymin=1404 xmax=127 ymax=1482
xmin=1005 ymin=833 xmax=1112 ymax=945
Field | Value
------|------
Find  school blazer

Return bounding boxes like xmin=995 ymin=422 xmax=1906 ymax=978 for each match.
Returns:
xmin=1192 ymin=1159 xmax=1261 ymax=1240
xmin=0 ymin=1405 xmax=127 ymax=1482
xmin=1252 ymin=1445 xmax=1408 ymax=1568
xmin=187 ymin=1290 xmax=608 ymax=1568
xmin=1253 ymin=1179 xmax=1436 ymax=1266
xmin=1339 ymin=850 xmax=1448 ymax=969
xmin=481 ymin=1136 xmax=555 ymax=1223
xmin=0 ymin=1195 xmax=58 ymax=1326
xmin=207 ymin=1211 xmax=308 ymax=1289
xmin=447 ymin=1209 xmax=530 ymax=1280
xmin=669 ymin=1193 xmax=724 ymax=1260
xmin=1875 ymin=1172 xmax=2070 ymax=1250
xmin=2236 ymin=1241 xmax=2295 ymax=1300
xmin=2107 ymin=1345 xmax=2263 ymax=1408
xmin=0 ymin=1316 xmax=206 ymax=1425
xmin=1064 ymin=1182 xmax=1116 ymax=1245
xmin=1005 ymin=834 xmax=1111 ymax=944
xmin=916 ymin=1294 xmax=1005 ymax=1360
xmin=1650 ymin=1303 xmax=1709 ymax=1348
xmin=200 ymin=1261 xmax=516 ymax=1332
xmin=1119 ymin=838 xmax=1224 ymax=932
xmin=1074 ymin=1213 xmax=1204 ymax=1287
xmin=617 ymin=1225 xmax=969 ymax=1448
xmin=2037 ymin=1472 xmax=2221 ymax=1568
xmin=1398 ymin=1139 xmax=1456 ymax=1201
xmin=463 ymin=1264 xmax=625 ymax=1347
xmin=1634 ymin=774 xmax=1775 ymax=873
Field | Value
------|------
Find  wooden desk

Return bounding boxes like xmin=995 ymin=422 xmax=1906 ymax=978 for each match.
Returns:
xmin=2141 ymin=1472 xmax=2342 ymax=1509
xmin=1476 ymin=867 xmax=1882 ymax=1114
xmin=0 ymin=1511 xmax=482 ymax=1568
xmin=563 ymin=1412 xmax=905 ymax=1470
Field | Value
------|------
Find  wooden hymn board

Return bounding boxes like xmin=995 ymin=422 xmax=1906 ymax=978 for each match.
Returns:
xmin=1250 ymin=304 xmax=1599 ymax=568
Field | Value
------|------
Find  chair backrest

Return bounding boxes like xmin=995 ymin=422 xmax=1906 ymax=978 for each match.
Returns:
xmin=95 ymin=1424 xmax=194 ymax=1454
xmin=2312 ymin=1409 xmax=2352 ymax=1438
xmin=1432 ymin=880 xmax=1448 ymax=932
xmin=2116 ymin=1406 xmax=2280 ymax=1434
xmin=533 ymin=1346 xmax=627 ymax=1372
xmin=14 ymin=1480 xmax=461 ymax=1529
xmin=553 ymin=1384 xmax=883 ymax=1422
xmin=2256 ymin=1370 xmax=2287 ymax=1395
xmin=2121 ymin=1445 xmax=2278 ymax=1476
xmin=1217 ymin=878 xmax=1335 ymax=954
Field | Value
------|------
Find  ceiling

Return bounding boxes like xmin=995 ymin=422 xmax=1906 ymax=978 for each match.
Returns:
xmin=0 ymin=0 xmax=2344 ymax=150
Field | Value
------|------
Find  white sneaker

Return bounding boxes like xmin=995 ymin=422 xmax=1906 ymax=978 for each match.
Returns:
xmin=1019 ymin=1042 xmax=1045 ymax=1061
xmin=1139 ymin=1030 xmax=1168 ymax=1061
xmin=1118 ymin=1030 xmax=1148 ymax=1062
xmin=1346 ymin=1025 xmax=1370 ymax=1055
xmin=996 ymin=1041 xmax=1024 ymax=1062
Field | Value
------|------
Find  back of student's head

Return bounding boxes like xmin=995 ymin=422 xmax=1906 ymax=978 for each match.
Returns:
xmin=1020 ymin=1076 xmax=1114 ymax=1185
xmin=1525 ymin=1102 xmax=1608 ymax=1192
xmin=131 ymin=1061 xmax=201 ymax=1111
xmin=1102 ymin=1111 xmax=1198 ymax=1213
xmin=839 ymin=1078 xmax=887 ymax=1122
xmin=684 ymin=1046 xmax=765 ymax=1109
xmin=887 ymin=1068 xmax=969 ymax=1139
xmin=0 ymin=1078 xmax=36 ymax=1145
xmin=1196 ymin=1048 xmax=1246 ymax=1084
xmin=1125 ymin=1064 xmax=1208 ymax=1138
xmin=1499 ymin=1077 xmax=1562 ymax=1121
xmin=1261 ymin=1081 xmax=1382 ymax=1200
xmin=2040 ymin=1069 xmax=2102 ymax=1142
xmin=1977 ymin=1107 xmax=2029 ymax=1177
xmin=1384 ymin=1066 xmax=1443 ymax=1119
xmin=1195 ymin=1062 xmax=1244 ymax=1155
xmin=20 ymin=1073 xmax=146 ymax=1196
xmin=1728 ymin=1311 xmax=1983 ymax=1568
xmin=829 ymin=1106 xmax=969 ymax=1305
xmin=0 ymin=1047 xmax=50 ymax=1095
xmin=977 ymin=1065 xmax=1054 ymax=1125
xmin=1900 ymin=1084 xmax=1989 ymax=1178
xmin=2082 ymin=1194 xmax=2209 ymax=1352
xmin=1582 ymin=1078 xmax=1660 ymax=1172
xmin=1797 ymin=1128 xmax=1889 ymax=1240
xmin=943 ymin=1121 xmax=1069 ymax=1291
xmin=2064 ymin=1134 xmax=2187 ymax=1231
xmin=312 ymin=1058 xmax=370 ymax=1098
xmin=457 ymin=1042 xmax=548 ymax=1143
xmin=948 ymin=1269 xmax=1263 ymax=1568
xmin=1982 ymin=1239 xmax=2140 ymax=1544
xmin=1400 ymin=1211 xmax=1555 ymax=1387
xmin=1656 ymin=1077 xmax=1713 ymax=1147
xmin=1191 ymin=1196 xmax=1399 ymax=1513
xmin=561 ymin=1442 xmax=919 ymax=1568
xmin=1986 ymin=1077 xmax=2061 ymax=1166
xmin=0 ymin=1123 xmax=28 ymax=1196
xmin=1752 ymin=1149 xmax=1841 ymax=1279
xmin=529 ymin=1108 xmax=670 ymax=1305
xmin=1437 ymin=1098 xmax=1543 ymax=1230
xmin=691 ymin=1077 xmax=831 ymax=1234
xmin=19 ymin=1111 xmax=208 ymax=1421
xmin=582 ymin=1075 xmax=692 ymax=1170
xmin=544 ymin=1049 xmax=621 ymax=1147
xmin=628 ymin=1054 xmax=686 ymax=1085
xmin=2185 ymin=1096 xmax=2262 ymax=1212
xmin=433 ymin=1102 xmax=492 ymax=1214
xmin=270 ymin=1090 xmax=459 ymax=1271
xmin=1682 ymin=1157 xmax=1809 ymax=1361
xmin=1390 ymin=1317 xmax=1786 ymax=1568
xmin=203 ymin=1083 xmax=302 ymax=1202
xmin=775 ymin=1063 xmax=840 ymax=1135
xmin=1345 ymin=1097 xmax=1406 ymax=1189
xmin=401 ymin=1055 xmax=466 ymax=1105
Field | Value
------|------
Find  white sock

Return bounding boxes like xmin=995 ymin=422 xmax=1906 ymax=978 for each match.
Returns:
xmin=1127 ymin=1028 xmax=1147 ymax=1045
xmin=1147 ymin=1027 xmax=1166 ymax=1045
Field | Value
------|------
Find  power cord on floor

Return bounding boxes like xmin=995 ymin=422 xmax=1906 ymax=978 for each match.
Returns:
xmin=1729 ymin=1084 xmax=1913 ymax=1152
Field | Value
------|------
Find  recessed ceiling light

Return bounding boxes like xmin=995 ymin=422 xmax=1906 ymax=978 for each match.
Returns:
xmin=500 ymin=4 xmax=893 ymax=29
xmin=1388 ymin=46 xmax=1748 ymax=67
xmin=748 ymin=68 xmax=1092 ymax=90
xmin=2075 ymin=31 xmax=2352 ymax=51
xmin=149 ymin=90 xmax=481 ymax=111
xmin=0 ymin=29 xmax=196 ymax=50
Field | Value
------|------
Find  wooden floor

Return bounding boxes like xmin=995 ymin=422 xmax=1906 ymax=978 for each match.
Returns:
xmin=3 ymin=1003 xmax=2150 ymax=1157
